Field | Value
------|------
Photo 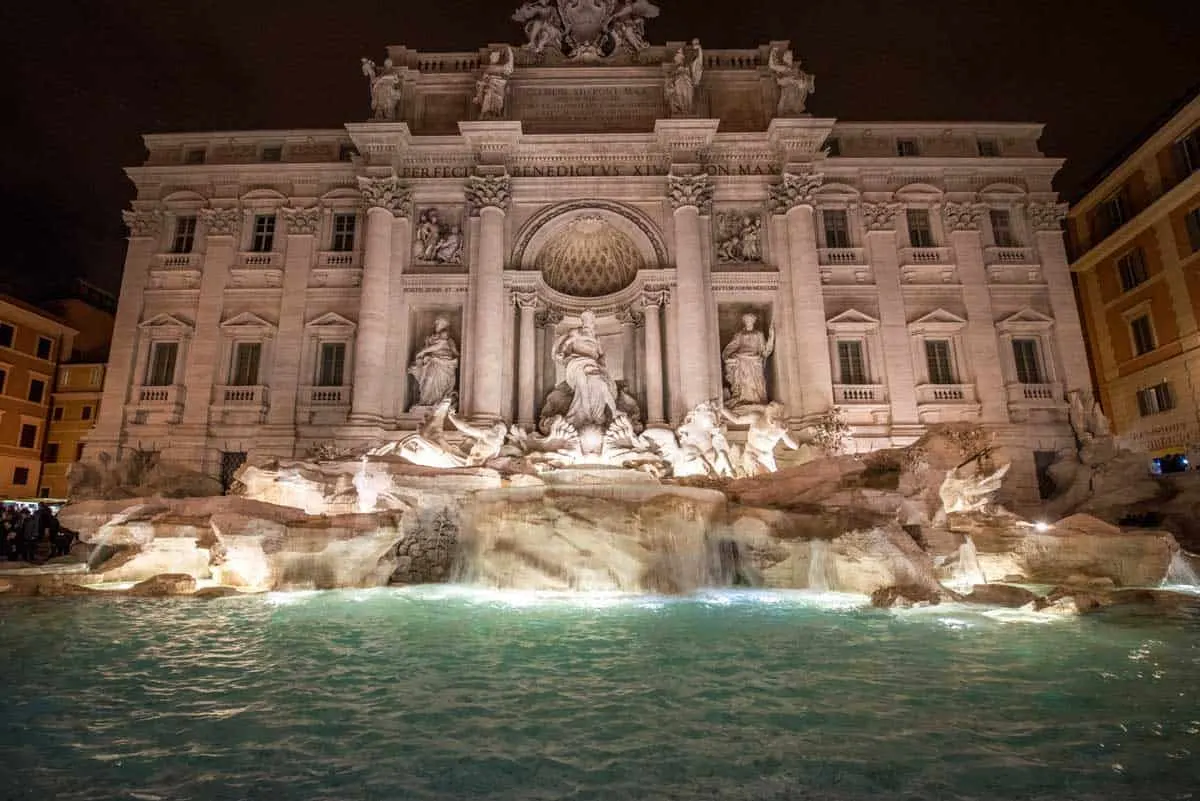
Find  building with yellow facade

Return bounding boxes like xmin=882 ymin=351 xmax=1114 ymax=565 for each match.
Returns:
xmin=41 ymin=363 xmax=106 ymax=498
xmin=0 ymin=297 xmax=77 ymax=498
xmin=1069 ymin=90 xmax=1200 ymax=462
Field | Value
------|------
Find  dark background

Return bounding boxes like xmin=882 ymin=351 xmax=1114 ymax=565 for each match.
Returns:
xmin=0 ymin=0 xmax=1195 ymax=301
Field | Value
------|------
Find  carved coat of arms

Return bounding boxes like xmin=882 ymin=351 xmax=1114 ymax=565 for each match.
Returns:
xmin=513 ymin=0 xmax=659 ymax=59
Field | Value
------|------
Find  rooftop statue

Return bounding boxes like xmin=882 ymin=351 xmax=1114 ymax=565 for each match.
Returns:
xmin=768 ymin=48 xmax=815 ymax=117
xmin=474 ymin=46 xmax=515 ymax=120
xmin=514 ymin=0 xmax=659 ymax=59
xmin=360 ymin=57 xmax=402 ymax=121
xmin=665 ymin=40 xmax=704 ymax=117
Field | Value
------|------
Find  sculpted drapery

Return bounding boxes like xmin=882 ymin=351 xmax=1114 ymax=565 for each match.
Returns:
xmin=553 ymin=310 xmax=620 ymax=429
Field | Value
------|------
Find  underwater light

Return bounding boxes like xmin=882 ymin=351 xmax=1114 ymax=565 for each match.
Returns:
xmin=1034 ymin=521 xmax=1051 ymax=532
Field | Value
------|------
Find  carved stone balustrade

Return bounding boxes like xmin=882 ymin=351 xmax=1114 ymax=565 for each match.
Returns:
xmin=833 ymin=384 xmax=886 ymax=404
xmin=984 ymin=246 xmax=1037 ymax=266
xmin=899 ymin=246 xmax=953 ymax=266
xmin=236 ymin=252 xmax=284 ymax=268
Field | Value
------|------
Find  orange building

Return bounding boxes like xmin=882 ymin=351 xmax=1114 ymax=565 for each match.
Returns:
xmin=1068 ymin=91 xmax=1200 ymax=460
xmin=0 ymin=296 xmax=77 ymax=498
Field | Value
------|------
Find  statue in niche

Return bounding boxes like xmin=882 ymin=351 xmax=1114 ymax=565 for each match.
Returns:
xmin=513 ymin=0 xmax=565 ymax=55
xmin=474 ymin=46 xmax=515 ymax=120
xmin=723 ymin=313 xmax=775 ymax=408
xmin=552 ymin=310 xmax=621 ymax=430
xmin=768 ymin=48 xmax=815 ymax=117
xmin=721 ymin=402 xmax=798 ymax=476
xmin=664 ymin=40 xmax=704 ymax=117
xmin=360 ymin=57 xmax=402 ymax=121
xmin=415 ymin=210 xmax=464 ymax=265
xmin=716 ymin=215 xmax=763 ymax=263
xmin=408 ymin=316 xmax=459 ymax=407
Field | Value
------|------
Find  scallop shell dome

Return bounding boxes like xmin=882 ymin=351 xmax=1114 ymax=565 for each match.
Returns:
xmin=536 ymin=216 xmax=643 ymax=298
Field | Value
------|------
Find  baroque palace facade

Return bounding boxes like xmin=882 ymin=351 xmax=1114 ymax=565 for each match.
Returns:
xmin=89 ymin=3 xmax=1089 ymax=501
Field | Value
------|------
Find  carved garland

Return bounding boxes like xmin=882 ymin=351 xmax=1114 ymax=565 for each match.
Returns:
xmin=768 ymin=170 xmax=824 ymax=213
xmin=281 ymin=206 xmax=323 ymax=236
xmin=122 ymin=209 xmax=163 ymax=238
xmin=465 ymin=175 xmax=513 ymax=215
xmin=941 ymin=201 xmax=987 ymax=232
xmin=667 ymin=174 xmax=713 ymax=214
xmin=1028 ymin=201 xmax=1069 ymax=232
xmin=357 ymin=175 xmax=413 ymax=218
xmin=859 ymin=201 xmax=903 ymax=231
xmin=199 ymin=207 xmax=241 ymax=237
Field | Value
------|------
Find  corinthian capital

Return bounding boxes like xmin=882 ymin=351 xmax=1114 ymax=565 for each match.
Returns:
xmin=941 ymin=201 xmax=986 ymax=232
xmin=281 ymin=206 xmax=323 ymax=236
xmin=859 ymin=201 xmax=903 ymax=231
xmin=121 ymin=209 xmax=163 ymax=238
xmin=357 ymin=175 xmax=413 ymax=217
xmin=199 ymin=207 xmax=241 ymax=237
xmin=465 ymin=174 xmax=512 ymax=215
xmin=768 ymin=170 xmax=824 ymax=213
xmin=1028 ymin=201 xmax=1069 ymax=232
xmin=667 ymin=174 xmax=713 ymax=214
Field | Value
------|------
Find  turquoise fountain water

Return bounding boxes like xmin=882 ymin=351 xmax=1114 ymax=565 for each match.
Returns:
xmin=2 ymin=588 xmax=1198 ymax=800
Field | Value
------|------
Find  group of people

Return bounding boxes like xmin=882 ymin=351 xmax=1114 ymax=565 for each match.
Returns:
xmin=2 ymin=503 xmax=75 ymax=563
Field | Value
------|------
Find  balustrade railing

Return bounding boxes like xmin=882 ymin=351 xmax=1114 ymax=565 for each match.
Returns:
xmin=138 ymin=385 xmax=180 ymax=404
xmin=155 ymin=253 xmax=200 ymax=269
xmin=833 ymin=384 xmax=884 ymax=403
xmin=236 ymin=252 xmax=282 ymax=268
xmin=818 ymin=247 xmax=866 ymax=266
xmin=218 ymin=385 xmax=268 ymax=405
xmin=318 ymin=251 xmax=358 ymax=268
xmin=304 ymin=386 xmax=350 ymax=406
xmin=984 ymin=246 xmax=1037 ymax=265
xmin=899 ymin=246 xmax=952 ymax=266
xmin=916 ymin=383 xmax=977 ymax=404
xmin=1008 ymin=382 xmax=1060 ymax=403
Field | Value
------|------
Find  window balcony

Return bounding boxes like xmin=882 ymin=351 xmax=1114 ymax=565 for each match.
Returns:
xmin=236 ymin=251 xmax=283 ymax=268
xmin=303 ymin=386 xmax=350 ymax=406
xmin=916 ymin=383 xmax=978 ymax=404
xmin=1007 ymin=382 xmax=1061 ymax=405
xmin=984 ymin=246 xmax=1037 ymax=265
xmin=138 ymin=384 xmax=182 ymax=405
xmin=833 ymin=384 xmax=885 ymax=404
xmin=915 ymin=383 xmax=981 ymax=423
xmin=818 ymin=247 xmax=866 ymax=266
xmin=317 ymin=251 xmax=360 ymax=268
xmin=154 ymin=253 xmax=201 ymax=269
xmin=218 ymin=384 xmax=269 ymax=405
xmin=132 ymin=384 xmax=184 ymax=425
xmin=899 ymin=246 xmax=952 ymax=266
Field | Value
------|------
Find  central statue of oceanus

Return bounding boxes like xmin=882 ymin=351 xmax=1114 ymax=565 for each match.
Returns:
xmin=513 ymin=0 xmax=660 ymax=60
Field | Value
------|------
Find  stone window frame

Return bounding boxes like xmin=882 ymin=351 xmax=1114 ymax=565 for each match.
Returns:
xmin=134 ymin=313 xmax=194 ymax=392
xmin=979 ymin=184 xmax=1030 ymax=249
xmin=908 ymin=308 xmax=971 ymax=386
xmin=1120 ymin=300 xmax=1158 ymax=358
xmin=996 ymin=308 xmax=1059 ymax=388
xmin=17 ymin=415 xmax=41 ymax=450
xmin=301 ymin=313 xmax=357 ymax=390
xmin=895 ymin=184 xmax=946 ymax=249
xmin=813 ymin=183 xmax=862 ymax=249
xmin=160 ymin=191 xmax=207 ymax=254
xmin=320 ymin=189 xmax=365 ymax=255
xmin=0 ymin=361 xmax=9 ymax=395
xmin=239 ymin=190 xmax=288 ymax=254
xmin=26 ymin=370 xmax=50 ymax=405
xmin=826 ymin=309 xmax=884 ymax=387
xmin=217 ymin=313 xmax=278 ymax=390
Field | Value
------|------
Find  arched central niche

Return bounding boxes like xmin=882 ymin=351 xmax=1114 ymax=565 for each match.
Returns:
xmin=513 ymin=200 xmax=670 ymax=300
xmin=536 ymin=216 xmax=644 ymax=297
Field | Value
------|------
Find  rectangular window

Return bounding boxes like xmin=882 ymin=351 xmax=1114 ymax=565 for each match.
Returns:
xmin=76 ymin=442 xmax=86 ymax=461
xmin=19 ymin=423 xmax=38 ymax=449
xmin=1099 ymin=190 xmax=1130 ymax=235
xmin=822 ymin=209 xmax=851 ymax=248
xmin=44 ymin=442 xmax=59 ymax=463
xmin=261 ymin=146 xmax=283 ymax=162
xmin=924 ymin=340 xmax=955 ymax=384
xmin=332 ymin=213 xmax=357 ymax=252
xmin=1186 ymin=208 xmax=1200 ymax=253
xmin=185 ymin=148 xmax=206 ymax=164
xmin=977 ymin=139 xmax=999 ymax=157
xmin=1174 ymin=129 xmax=1200 ymax=180
xmin=28 ymin=378 xmax=45 ymax=404
xmin=52 ymin=406 xmax=63 ymax=421
xmin=897 ymin=138 xmax=920 ymax=157
xmin=316 ymin=342 xmax=346 ymax=387
xmin=13 ymin=467 xmax=29 ymax=486
xmin=837 ymin=341 xmax=867 ymax=385
xmin=1137 ymin=382 xmax=1174 ymax=417
xmin=1117 ymin=248 xmax=1149 ymax=292
xmin=146 ymin=342 xmax=179 ymax=387
xmin=907 ymin=209 xmax=935 ymax=247
xmin=1011 ymin=338 xmax=1044 ymax=384
xmin=171 ymin=215 xmax=197 ymax=254
xmin=825 ymin=137 xmax=841 ymax=157
xmin=0 ymin=323 xmax=13 ymax=348
xmin=989 ymin=209 xmax=1016 ymax=247
xmin=251 ymin=214 xmax=276 ymax=253
xmin=0 ymin=367 xmax=6 ymax=394
xmin=36 ymin=336 xmax=53 ymax=360
xmin=1131 ymin=314 xmax=1156 ymax=356
xmin=81 ymin=405 xmax=93 ymax=421
xmin=230 ymin=342 xmax=262 ymax=387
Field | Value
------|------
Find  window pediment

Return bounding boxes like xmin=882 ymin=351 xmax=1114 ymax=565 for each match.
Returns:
xmin=827 ymin=309 xmax=880 ymax=333
xmin=220 ymin=312 xmax=277 ymax=337
xmin=305 ymin=312 xmax=357 ymax=333
xmin=998 ymin=307 xmax=1055 ymax=333
xmin=909 ymin=308 xmax=967 ymax=334
xmin=138 ymin=313 xmax=194 ymax=333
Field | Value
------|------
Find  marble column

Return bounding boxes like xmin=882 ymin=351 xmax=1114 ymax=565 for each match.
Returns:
xmin=667 ymin=173 xmax=714 ymax=412
xmin=351 ymin=175 xmax=411 ymax=425
xmin=1032 ymin=201 xmax=1101 ymax=393
xmin=514 ymin=291 xmax=538 ymax=427
xmin=465 ymin=174 xmax=512 ymax=420
xmin=642 ymin=288 xmax=668 ymax=424
xmin=770 ymin=170 xmax=834 ymax=417
xmin=943 ymin=201 xmax=1007 ymax=423
xmin=265 ymin=207 xmax=321 ymax=437
xmin=87 ymin=209 xmax=161 ymax=460
xmin=180 ymin=207 xmax=240 ymax=441
xmin=862 ymin=201 xmax=919 ymax=428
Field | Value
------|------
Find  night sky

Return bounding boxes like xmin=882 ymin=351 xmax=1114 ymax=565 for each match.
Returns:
xmin=1 ymin=0 xmax=1195 ymax=301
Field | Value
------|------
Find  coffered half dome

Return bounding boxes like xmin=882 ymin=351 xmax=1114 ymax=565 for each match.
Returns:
xmin=535 ymin=215 xmax=644 ymax=298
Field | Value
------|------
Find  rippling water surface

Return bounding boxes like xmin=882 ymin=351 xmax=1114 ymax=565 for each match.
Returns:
xmin=2 ymin=588 xmax=1198 ymax=800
